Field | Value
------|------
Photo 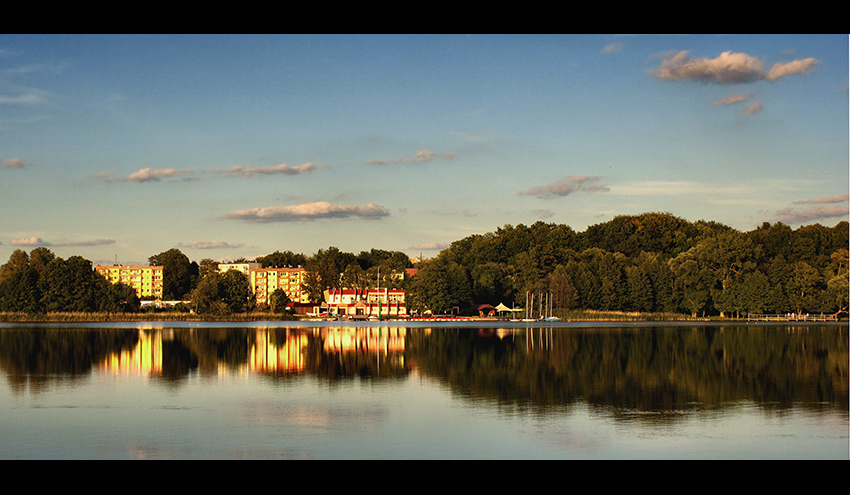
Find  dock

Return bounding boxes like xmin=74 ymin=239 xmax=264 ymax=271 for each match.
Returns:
xmin=746 ymin=313 xmax=840 ymax=322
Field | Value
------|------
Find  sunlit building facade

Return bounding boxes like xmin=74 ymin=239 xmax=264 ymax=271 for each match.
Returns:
xmin=323 ymin=288 xmax=407 ymax=316
xmin=96 ymin=265 xmax=163 ymax=299
xmin=217 ymin=262 xmax=260 ymax=276
xmin=251 ymin=267 xmax=309 ymax=305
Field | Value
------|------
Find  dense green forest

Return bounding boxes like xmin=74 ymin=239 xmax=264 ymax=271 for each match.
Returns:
xmin=0 ymin=212 xmax=847 ymax=318
xmin=409 ymin=213 xmax=848 ymax=318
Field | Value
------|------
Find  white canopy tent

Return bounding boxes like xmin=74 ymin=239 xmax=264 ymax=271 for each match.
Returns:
xmin=494 ymin=302 xmax=522 ymax=317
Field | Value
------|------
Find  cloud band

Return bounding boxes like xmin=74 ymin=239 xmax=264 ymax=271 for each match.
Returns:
xmin=223 ymin=201 xmax=389 ymax=223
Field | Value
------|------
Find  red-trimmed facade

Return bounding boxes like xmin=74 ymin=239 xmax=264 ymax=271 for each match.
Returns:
xmin=322 ymin=288 xmax=407 ymax=316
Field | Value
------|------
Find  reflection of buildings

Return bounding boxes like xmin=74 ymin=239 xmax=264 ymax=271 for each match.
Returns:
xmin=95 ymin=265 xmax=164 ymax=299
xmin=98 ymin=330 xmax=164 ymax=375
xmin=322 ymin=327 xmax=406 ymax=355
xmin=249 ymin=329 xmax=308 ymax=373
xmin=249 ymin=328 xmax=407 ymax=373
xmin=95 ymin=327 xmax=407 ymax=377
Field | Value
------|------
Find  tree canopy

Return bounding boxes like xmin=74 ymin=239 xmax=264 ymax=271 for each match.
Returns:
xmin=408 ymin=214 xmax=848 ymax=317
xmin=1 ymin=213 xmax=847 ymax=318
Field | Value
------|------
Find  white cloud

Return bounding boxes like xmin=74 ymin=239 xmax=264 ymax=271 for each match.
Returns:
xmin=744 ymin=101 xmax=763 ymax=115
xmin=410 ymin=242 xmax=449 ymax=251
xmin=520 ymin=176 xmax=609 ymax=199
xmin=2 ymin=158 xmax=25 ymax=168
xmin=793 ymin=194 xmax=849 ymax=205
xmin=96 ymin=162 xmax=320 ymax=183
xmin=0 ymin=92 xmax=46 ymax=105
xmin=9 ymin=237 xmax=115 ymax=247
xmin=602 ymin=42 xmax=624 ymax=54
xmin=57 ymin=239 xmax=115 ymax=247
xmin=650 ymin=50 xmax=818 ymax=85
xmin=11 ymin=236 xmax=46 ymax=246
xmin=222 ymin=162 xmax=317 ymax=178
xmin=766 ymin=58 xmax=820 ymax=81
xmin=712 ymin=92 xmax=754 ymax=105
xmin=123 ymin=167 xmax=195 ymax=182
xmin=223 ymin=201 xmax=390 ymax=223
xmin=532 ymin=209 xmax=555 ymax=219
xmin=367 ymin=150 xmax=455 ymax=166
xmin=96 ymin=167 xmax=196 ymax=183
xmin=773 ymin=205 xmax=849 ymax=226
xmin=176 ymin=241 xmax=245 ymax=250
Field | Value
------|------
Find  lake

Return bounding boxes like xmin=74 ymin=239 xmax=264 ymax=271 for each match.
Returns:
xmin=1 ymin=320 xmax=847 ymax=459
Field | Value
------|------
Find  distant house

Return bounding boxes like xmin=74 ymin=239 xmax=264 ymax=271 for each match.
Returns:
xmin=217 ymin=262 xmax=259 ymax=276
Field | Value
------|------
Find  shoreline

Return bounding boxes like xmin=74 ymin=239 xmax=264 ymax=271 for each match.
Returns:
xmin=2 ymin=311 xmax=845 ymax=324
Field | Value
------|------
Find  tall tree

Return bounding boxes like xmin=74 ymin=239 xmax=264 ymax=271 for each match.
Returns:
xmin=305 ymin=247 xmax=354 ymax=295
xmin=786 ymin=261 xmax=823 ymax=314
xmin=100 ymin=282 xmax=140 ymax=314
xmin=268 ymin=288 xmax=291 ymax=314
xmin=408 ymin=256 xmax=453 ymax=314
xmin=825 ymin=249 xmax=849 ymax=315
xmin=669 ymin=255 xmax=713 ymax=317
xmin=191 ymin=269 xmax=251 ymax=314
xmin=149 ymin=248 xmax=198 ymax=300
xmin=198 ymin=258 xmax=219 ymax=279
xmin=257 ymin=250 xmax=307 ymax=268
xmin=0 ymin=249 xmax=30 ymax=284
xmin=471 ymin=262 xmax=513 ymax=305
xmin=38 ymin=256 xmax=105 ymax=312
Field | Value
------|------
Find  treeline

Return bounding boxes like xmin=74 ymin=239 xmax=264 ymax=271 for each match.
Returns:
xmin=406 ymin=213 xmax=849 ymax=318
xmin=0 ymin=245 xmax=413 ymax=316
xmin=0 ymin=248 xmax=141 ymax=315
xmin=1 ymin=212 xmax=847 ymax=318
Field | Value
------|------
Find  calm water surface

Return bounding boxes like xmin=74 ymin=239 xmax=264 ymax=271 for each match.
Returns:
xmin=1 ymin=320 xmax=847 ymax=459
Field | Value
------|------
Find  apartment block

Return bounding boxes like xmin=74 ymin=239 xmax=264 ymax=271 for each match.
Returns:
xmin=217 ymin=262 xmax=260 ymax=276
xmin=96 ymin=265 xmax=164 ymax=299
xmin=251 ymin=267 xmax=309 ymax=305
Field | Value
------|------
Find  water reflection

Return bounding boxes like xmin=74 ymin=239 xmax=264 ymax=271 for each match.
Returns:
xmin=0 ymin=323 xmax=847 ymax=418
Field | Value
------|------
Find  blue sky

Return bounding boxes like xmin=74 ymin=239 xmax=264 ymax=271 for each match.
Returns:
xmin=1 ymin=34 xmax=847 ymax=265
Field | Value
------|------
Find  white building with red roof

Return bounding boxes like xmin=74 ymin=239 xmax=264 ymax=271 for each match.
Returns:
xmin=323 ymin=288 xmax=407 ymax=317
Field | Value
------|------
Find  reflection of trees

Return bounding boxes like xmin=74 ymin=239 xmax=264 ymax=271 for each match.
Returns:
xmin=0 ymin=328 xmax=139 ymax=393
xmin=406 ymin=325 xmax=849 ymax=414
xmin=306 ymin=327 xmax=409 ymax=380
xmin=1 ymin=325 xmax=846 ymax=415
xmin=0 ymin=326 xmax=413 ymax=389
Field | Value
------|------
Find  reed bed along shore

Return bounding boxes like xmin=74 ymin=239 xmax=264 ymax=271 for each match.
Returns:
xmin=1 ymin=310 xmax=730 ymax=323
xmin=555 ymin=309 xmax=712 ymax=322
xmin=0 ymin=311 xmax=299 ymax=323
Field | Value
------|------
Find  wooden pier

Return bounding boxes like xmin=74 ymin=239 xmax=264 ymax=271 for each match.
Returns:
xmin=746 ymin=313 xmax=840 ymax=322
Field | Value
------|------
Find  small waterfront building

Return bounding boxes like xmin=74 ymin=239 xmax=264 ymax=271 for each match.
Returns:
xmin=323 ymin=288 xmax=407 ymax=317
xmin=96 ymin=265 xmax=164 ymax=299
